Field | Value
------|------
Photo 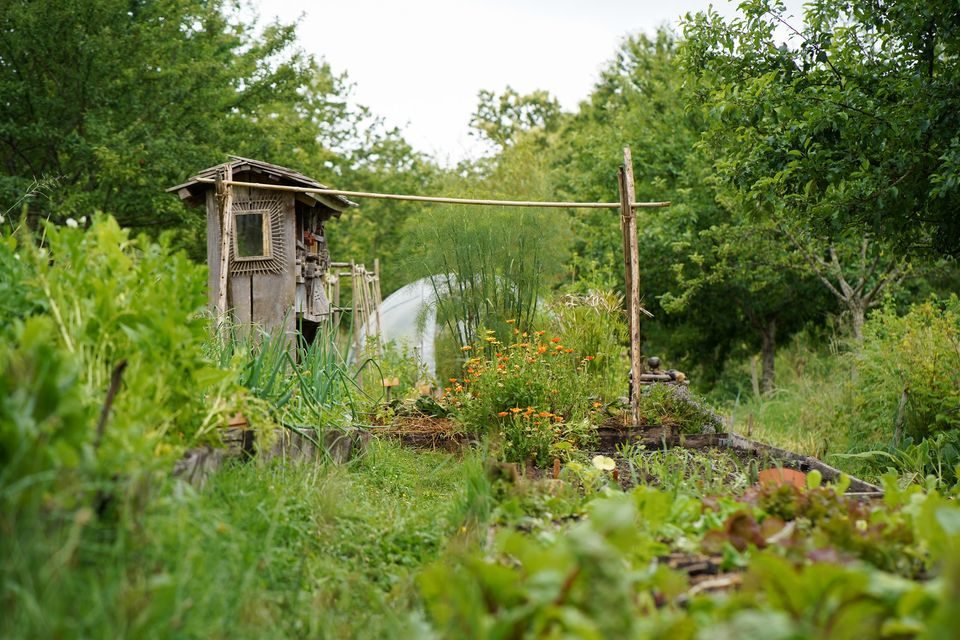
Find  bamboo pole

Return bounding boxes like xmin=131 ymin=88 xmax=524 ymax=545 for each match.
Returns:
xmin=192 ymin=177 xmax=670 ymax=210
xmin=618 ymin=147 xmax=643 ymax=427
xmin=215 ymin=164 xmax=234 ymax=322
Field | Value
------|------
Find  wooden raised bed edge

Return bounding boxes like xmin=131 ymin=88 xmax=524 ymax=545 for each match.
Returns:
xmin=594 ymin=425 xmax=882 ymax=495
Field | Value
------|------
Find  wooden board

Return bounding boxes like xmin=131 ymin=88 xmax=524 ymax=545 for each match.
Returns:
xmin=205 ymin=189 xmax=221 ymax=310
xmin=249 ymin=191 xmax=296 ymax=335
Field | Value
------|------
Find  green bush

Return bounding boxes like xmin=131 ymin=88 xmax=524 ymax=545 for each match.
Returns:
xmin=547 ymin=290 xmax=628 ymax=400
xmin=853 ymin=297 xmax=960 ymax=443
xmin=638 ymin=383 xmax=724 ymax=434
xmin=0 ymin=316 xmax=92 ymax=509
xmin=445 ymin=328 xmax=597 ymax=465
xmin=0 ymin=216 xmax=227 ymax=482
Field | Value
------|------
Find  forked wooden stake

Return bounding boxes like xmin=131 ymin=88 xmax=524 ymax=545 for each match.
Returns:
xmin=618 ymin=147 xmax=644 ymax=427
xmin=216 ymin=164 xmax=234 ymax=322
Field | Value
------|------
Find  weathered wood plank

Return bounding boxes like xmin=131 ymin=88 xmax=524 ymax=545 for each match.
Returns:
xmin=216 ymin=164 xmax=234 ymax=317
xmin=205 ymin=189 xmax=220 ymax=310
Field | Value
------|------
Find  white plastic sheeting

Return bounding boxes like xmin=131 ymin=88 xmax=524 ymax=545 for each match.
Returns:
xmin=365 ymin=276 xmax=441 ymax=379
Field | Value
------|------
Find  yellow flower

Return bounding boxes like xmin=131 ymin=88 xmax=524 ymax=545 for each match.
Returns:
xmin=461 ymin=345 xmax=473 ymax=351
xmin=591 ymin=455 xmax=616 ymax=472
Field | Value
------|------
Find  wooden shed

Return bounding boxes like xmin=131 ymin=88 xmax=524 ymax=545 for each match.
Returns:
xmin=168 ymin=156 xmax=355 ymax=336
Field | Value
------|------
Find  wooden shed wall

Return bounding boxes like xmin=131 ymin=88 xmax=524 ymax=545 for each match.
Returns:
xmin=206 ymin=185 xmax=297 ymax=336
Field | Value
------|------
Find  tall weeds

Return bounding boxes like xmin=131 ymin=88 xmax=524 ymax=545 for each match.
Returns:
xmin=403 ymin=205 xmax=569 ymax=348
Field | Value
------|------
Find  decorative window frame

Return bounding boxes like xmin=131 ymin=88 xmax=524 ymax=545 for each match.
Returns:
xmin=230 ymin=195 xmax=286 ymax=275
xmin=233 ymin=210 xmax=272 ymax=261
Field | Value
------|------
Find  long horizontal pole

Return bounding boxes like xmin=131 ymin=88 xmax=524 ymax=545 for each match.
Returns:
xmin=193 ymin=177 xmax=671 ymax=209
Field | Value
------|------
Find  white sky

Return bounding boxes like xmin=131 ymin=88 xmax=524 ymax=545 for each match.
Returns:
xmin=251 ymin=0 xmax=804 ymax=165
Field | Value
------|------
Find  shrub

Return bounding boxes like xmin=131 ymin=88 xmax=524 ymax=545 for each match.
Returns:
xmin=445 ymin=328 xmax=598 ymax=465
xmin=638 ymin=383 xmax=724 ymax=434
xmin=0 ymin=317 xmax=92 ymax=509
xmin=402 ymin=205 xmax=570 ymax=348
xmin=547 ymin=290 xmax=628 ymax=400
xmin=852 ymin=297 xmax=960 ymax=443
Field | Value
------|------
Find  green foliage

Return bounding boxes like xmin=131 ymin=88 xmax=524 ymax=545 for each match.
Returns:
xmin=728 ymin=334 xmax=850 ymax=459
xmin=222 ymin=321 xmax=370 ymax=431
xmin=28 ymin=217 xmax=217 ymax=468
xmin=403 ymin=204 xmax=569 ymax=348
xmin=638 ymin=383 xmax=724 ymax=434
xmin=470 ymin=86 xmax=562 ymax=151
xmin=681 ymin=0 xmax=960 ymax=257
xmin=0 ymin=0 xmax=437 ymax=268
xmin=0 ymin=227 xmax=44 ymax=334
xmin=1 ymin=441 xmax=469 ymax=639
xmin=420 ymin=463 xmax=960 ymax=640
xmin=445 ymin=329 xmax=599 ymax=465
xmin=0 ymin=317 xmax=92 ymax=509
xmin=621 ymin=446 xmax=751 ymax=497
xmin=547 ymin=291 xmax=628 ymax=400
xmin=361 ymin=338 xmax=432 ymax=400
xmin=854 ymin=297 xmax=960 ymax=442
xmin=0 ymin=216 xmax=223 ymax=499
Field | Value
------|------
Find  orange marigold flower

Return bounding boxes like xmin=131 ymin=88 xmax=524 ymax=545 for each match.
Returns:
xmin=535 ymin=330 xmax=545 ymax=336
xmin=506 ymin=319 xmax=516 ymax=324
xmin=510 ymin=407 xmax=522 ymax=413
xmin=585 ymin=356 xmax=595 ymax=361
xmin=461 ymin=345 xmax=472 ymax=351
xmin=497 ymin=411 xmax=509 ymax=417
xmin=538 ymin=411 xmax=552 ymax=418
xmin=449 ymin=377 xmax=458 ymax=383
xmin=565 ymin=348 xmax=573 ymax=354
xmin=537 ymin=345 xmax=547 ymax=354
xmin=592 ymin=401 xmax=603 ymax=408
xmin=551 ymin=337 xmax=561 ymax=343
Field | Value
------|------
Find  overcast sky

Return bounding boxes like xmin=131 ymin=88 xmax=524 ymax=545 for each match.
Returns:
xmin=251 ymin=0 xmax=804 ymax=164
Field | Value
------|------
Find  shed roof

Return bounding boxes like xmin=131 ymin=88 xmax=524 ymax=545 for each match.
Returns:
xmin=167 ymin=155 xmax=356 ymax=213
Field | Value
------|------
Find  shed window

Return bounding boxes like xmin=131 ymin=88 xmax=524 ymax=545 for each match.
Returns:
xmin=234 ymin=211 xmax=271 ymax=259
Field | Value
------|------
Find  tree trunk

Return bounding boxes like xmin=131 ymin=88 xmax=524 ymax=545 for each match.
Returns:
xmin=849 ymin=301 xmax=866 ymax=382
xmin=760 ymin=318 xmax=777 ymax=394
xmin=850 ymin=302 xmax=865 ymax=345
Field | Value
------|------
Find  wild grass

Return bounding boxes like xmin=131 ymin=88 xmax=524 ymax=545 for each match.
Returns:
xmin=1 ymin=440 xmax=477 ymax=640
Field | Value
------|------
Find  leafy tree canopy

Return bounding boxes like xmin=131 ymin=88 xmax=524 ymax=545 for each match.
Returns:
xmin=681 ymin=0 xmax=960 ymax=257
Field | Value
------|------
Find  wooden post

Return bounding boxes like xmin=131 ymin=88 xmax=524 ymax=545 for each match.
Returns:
xmin=351 ymin=260 xmax=363 ymax=360
xmin=373 ymin=258 xmax=384 ymax=346
xmin=216 ymin=163 xmax=234 ymax=324
xmin=618 ymin=147 xmax=643 ymax=427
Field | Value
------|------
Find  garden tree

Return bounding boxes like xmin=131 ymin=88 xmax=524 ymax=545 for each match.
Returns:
xmin=660 ymin=209 xmax=830 ymax=393
xmin=0 ymin=0 xmax=311 ymax=229
xmin=545 ymin=30 xmax=833 ymax=387
xmin=0 ymin=0 xmax=432 ymax=267
xmin=328 ymin=132 xmax=442 ymax=295
xmin=549 ymin=31 xmax=702 ymax=291
xmin=778 ymin=227 xmax=909 ymax=344
xmin=469 ymin=86 xmax=562 ymax=151
xmin=681 ymin=0 xmax=960 ymax=257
